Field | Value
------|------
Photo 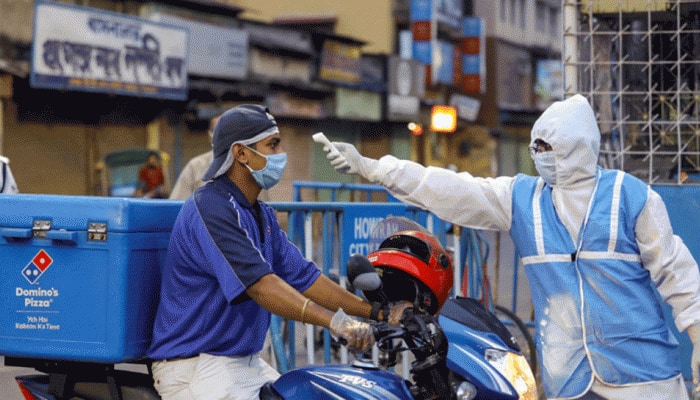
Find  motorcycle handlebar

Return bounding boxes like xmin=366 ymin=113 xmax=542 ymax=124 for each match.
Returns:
xmin=334 ymin=307 xmax=438 ymax=356
xmin=372 ymin=322 xmax=406 ymax=343
xmin=370 ymin=307 xmax=439 ymax=354
xmin=336 ymin=322 xmax=403 ymax=348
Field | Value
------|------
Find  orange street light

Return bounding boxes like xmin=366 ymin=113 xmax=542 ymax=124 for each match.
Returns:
xmin=431 ymin=105 xmax=457 ymax=133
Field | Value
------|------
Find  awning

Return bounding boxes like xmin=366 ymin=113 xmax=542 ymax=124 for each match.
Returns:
xmin=241 ymin=20 xmax=315 ymax=56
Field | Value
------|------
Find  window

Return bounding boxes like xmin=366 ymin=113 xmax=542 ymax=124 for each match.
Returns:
xmin=549 ymin=6 xmax=559 ymax=37
xmin=536 ymin=1 xmax=546 ymax=32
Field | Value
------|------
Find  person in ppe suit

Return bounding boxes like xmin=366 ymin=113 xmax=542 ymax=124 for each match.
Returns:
xmin=148 ymin=104 xmax=409 ymax=400
xmin=320 ymin=94 xmax=700 ymax=400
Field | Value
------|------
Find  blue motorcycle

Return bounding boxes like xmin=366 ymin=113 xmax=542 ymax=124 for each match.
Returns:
xmin=261 ymin=296 xmax=537 ymax=399
xmin=261 ymin=217 xmax=537 ymax=400
xmin=13 ymin=217 xmax=537 ymax=400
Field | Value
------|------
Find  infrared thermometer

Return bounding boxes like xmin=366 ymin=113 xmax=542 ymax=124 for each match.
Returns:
xmin=312 ymin=132 xmax=338 ymax=153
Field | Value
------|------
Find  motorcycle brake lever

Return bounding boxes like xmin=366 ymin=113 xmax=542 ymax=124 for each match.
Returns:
xmin=372 ymin=322 xmax=406 ymax=343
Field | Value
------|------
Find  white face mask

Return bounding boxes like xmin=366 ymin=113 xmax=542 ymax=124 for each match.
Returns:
xmin=534 ymin=152 xmax=557 ymax=186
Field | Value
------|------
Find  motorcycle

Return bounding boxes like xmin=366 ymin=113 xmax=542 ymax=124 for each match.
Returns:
xmin=12 ymin=216 xmax=537 ymax=400
xmin=261 ymin=216 xmax=537 ymax=400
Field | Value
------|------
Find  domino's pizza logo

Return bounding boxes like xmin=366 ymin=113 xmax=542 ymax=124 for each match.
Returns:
xmin=22 ymin=249 xmax=54 ymax=284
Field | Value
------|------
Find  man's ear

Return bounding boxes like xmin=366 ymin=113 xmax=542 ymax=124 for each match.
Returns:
xmin=232 ymin=143 xmax=248 ymax=163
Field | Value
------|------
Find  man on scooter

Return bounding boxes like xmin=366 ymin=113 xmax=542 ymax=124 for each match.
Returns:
xmin=147 ymin=104 xmax=406 ymax=400
xmin=320 ymin=94 xmax=700 ymax=400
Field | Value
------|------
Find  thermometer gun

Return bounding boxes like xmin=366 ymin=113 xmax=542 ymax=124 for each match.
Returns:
xmin=312 ymin=132 xmax=338 ymax=153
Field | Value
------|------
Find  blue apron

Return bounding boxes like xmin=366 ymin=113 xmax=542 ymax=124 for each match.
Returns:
xmin=510 ymin=169 xmax=680 ymax=399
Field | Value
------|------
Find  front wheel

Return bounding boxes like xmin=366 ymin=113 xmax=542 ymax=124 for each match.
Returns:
xmin=492 ymin=304 xmax=537 ymax=377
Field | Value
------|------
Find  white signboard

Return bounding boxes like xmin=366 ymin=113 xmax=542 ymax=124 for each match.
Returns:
xmin=450 ymin=93 xmax=481 ymax=122
xmin=536 ymin=59 xmax=564 ymax=110
xmin=148 ymin=12 xmax=248 ymax=80
xmin=340 ymin=204 xmax=411 ymax=269
xmin=31 ymin=1 xmax=188 ymax=100
xmin=387 ymin=56 xmax=425 ymax=122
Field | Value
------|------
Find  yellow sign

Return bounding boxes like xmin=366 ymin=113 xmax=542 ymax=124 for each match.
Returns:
xmin=580 ymin=0 xmax=666 ymax=13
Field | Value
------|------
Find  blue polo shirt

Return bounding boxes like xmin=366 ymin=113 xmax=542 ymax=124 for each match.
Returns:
xmin=147 ymin=176 xmax=321 ymax=360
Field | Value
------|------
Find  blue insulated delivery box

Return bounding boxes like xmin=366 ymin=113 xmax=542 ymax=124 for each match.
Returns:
xmin=0 ymin=194 xmax=183 ymax=363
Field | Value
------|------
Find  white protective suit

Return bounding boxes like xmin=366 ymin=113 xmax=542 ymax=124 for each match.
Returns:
xmin=325 ymin=94 xmax=700 ymax=399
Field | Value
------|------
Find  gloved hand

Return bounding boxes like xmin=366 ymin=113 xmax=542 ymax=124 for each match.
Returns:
xmin=688 ymin=325 xmax=700 ymax=388
xmin=330 ymin=308 xmax=375 ymax=353
xmin=387 ymin=301 xmax=413 ymax=325
xmin=324 ymin=142 xmax=378 ymax=181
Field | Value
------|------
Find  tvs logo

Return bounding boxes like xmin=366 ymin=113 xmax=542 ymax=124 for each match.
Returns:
xmin=22 ymin=249 xmax=54 ymax=284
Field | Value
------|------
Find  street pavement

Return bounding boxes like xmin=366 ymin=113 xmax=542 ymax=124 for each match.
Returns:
xmin=1 ymin=356 xmax=35 ymax=400
xmin=1 ymin=356 xmax=151 ymax=400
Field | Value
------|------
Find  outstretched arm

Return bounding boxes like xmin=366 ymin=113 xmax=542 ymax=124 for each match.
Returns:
xmin=324 ymin=141 xmax=516 ymax=232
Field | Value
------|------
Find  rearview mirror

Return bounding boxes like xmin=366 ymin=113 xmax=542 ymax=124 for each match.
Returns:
xmin=346 ymin=254 xmax=380 ymax=291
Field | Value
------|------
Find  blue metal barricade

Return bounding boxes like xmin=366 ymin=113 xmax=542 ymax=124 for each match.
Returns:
xmin=266 ymin=199 xmax=493 ymax=373
xmin=292 ymin=181 xmax=400 ymax=203
xmin=269 ymin=201 xmax=430 ymax=372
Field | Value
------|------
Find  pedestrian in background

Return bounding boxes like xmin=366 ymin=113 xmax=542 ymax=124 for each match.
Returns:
xmin=321 ymin=94 xmax=700 ymax=400
xmin=133 ymin=151 xmax=166 ymax=198
xmin=169 ymin=114 xmax=220 ymax=200
xmin=0 ymin=155 xmax=19 ymax=194
xmin=148 ymin=104 xmax=408 ymax=400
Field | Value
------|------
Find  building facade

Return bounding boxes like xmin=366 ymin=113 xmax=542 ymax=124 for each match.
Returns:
xmin=0 ymin=0 xmax=562 ymax=197
xmin=473 ymin=0 xmax=562 ymax=176
xmin=0 ymin=0 xmax=414 ymax=198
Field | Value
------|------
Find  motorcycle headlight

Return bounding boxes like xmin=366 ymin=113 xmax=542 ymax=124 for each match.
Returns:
xmin=484 ymin=349 xmax=538 ymax=400
xmin=454 ymin=381 xmax=478 ymax=400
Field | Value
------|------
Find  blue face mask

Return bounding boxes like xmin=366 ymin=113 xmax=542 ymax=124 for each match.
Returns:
xmin=245 ymin=146 xmax=287 ymax=189
xmin=534 ymin=151 xmax=557 ymax=186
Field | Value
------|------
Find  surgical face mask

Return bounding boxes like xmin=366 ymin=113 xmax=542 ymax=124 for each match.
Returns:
xmin=245 ymin=146 xmax=287 ymax=189
xmin=534 ymin=151 xmax=557 ymax=186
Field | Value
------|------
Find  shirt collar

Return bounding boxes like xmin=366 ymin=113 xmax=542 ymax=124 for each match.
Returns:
xmin=213 ymin=175 xmax=256 ymax=209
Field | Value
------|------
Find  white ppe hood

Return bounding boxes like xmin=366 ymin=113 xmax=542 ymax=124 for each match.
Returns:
xmin=530 ymin=94 xmax=600 ymax=188
xmin=529 ymin=95 xmax=602 ymax=241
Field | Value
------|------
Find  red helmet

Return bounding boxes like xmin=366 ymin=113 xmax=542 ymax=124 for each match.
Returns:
xmin=367 ymin=229 xmax=453 ymax=314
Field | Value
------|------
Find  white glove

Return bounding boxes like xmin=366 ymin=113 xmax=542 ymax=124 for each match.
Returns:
xmin=330 ymin=308 xmax=374 ymax=353
xmin=688 ymin=325 xmax=700 ymax=387
xmin=324 ymin=142 xmax=378 ymax=182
